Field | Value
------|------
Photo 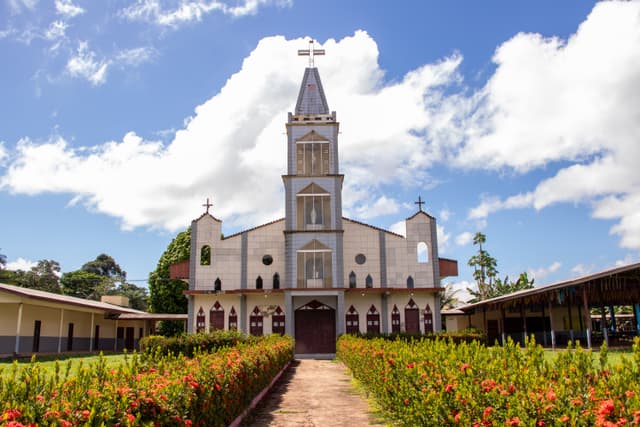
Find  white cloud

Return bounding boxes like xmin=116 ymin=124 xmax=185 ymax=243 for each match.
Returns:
xmin=528 ymin=261 xmax=561 ymax=281
xmin=455 ymin=231 xmax=473 ymax=246
xmin=444 ymin=280 xmax=475 ymax=304
xmin=6 ymin=257 xmax=37 ymax=271
xmin=615 ymin=253 xmax=638 ymax=267
xmin=461 ymin=2 xmax=640 ymax=250
xmin=115 ymin=47 xmax=157 ymax=66
xmin=120 ymin=0 xmax=291 ymax=27
xmin=45 ymin=20 xmax=67 ymax=41
xmin=571 ymin=263 xmax=594 ymax=277
xmin=55 ymin=0 xmax=85 ymax=18
xmin=0 ymin=142 xmax=7 ymax=165
xmin=437 ymin=224 xmax=450 ymax=254
xmin=66 ymin=41 xmax=109 ymax=85
xmin=389 ymin=221 xmax=405 ymax=237
xmin=439 ymin=208 xmax=451 ymax=222
xmin=0 ymin=32 xmax=462 ymax=231
xmin=7 ymin=0 xmax=37 ymax=14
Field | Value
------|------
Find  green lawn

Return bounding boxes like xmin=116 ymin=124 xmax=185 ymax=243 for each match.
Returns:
xmin=543 ymin=348 xmax=632 ymax=368
xmin=0 ymin=353 xmax=130 ymax=379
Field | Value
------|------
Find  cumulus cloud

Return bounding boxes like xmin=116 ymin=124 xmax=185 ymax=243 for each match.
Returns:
xmin=7 ymin=0 xmax=37 ymax=14
xmin=437 ymin=224 xmax=450 ymax=254
xmin=389 ymin=221 xmax=406 ymax=237
xmin=462 ymin=2 xmax=640 ymax=250
xmin=115 ymin=47 xmax=158 ymax=66
xmin=66 ymin=41 xmax=109 ymax=85
xmin=455 ymin=231 xmax=473 ymax=246
xmin=571 ymin=263 xmax=594 ymax=277
xmin=120 ymin=0 xmax=291 ymax=27
xmin=6 ymin=257 xmax=37 ymax=271
xmin=55 ymin=0 xmax=85 ymax=18
xmin=528 ymin=261 xmax=561 ymax=281
xmin=1 ymin=31 xmax=462 ymax=231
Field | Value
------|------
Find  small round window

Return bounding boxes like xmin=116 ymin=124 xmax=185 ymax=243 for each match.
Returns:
xmin=262 ymin=255 xmax=273 ymax=266
xmin=355 ymin=254 xmax=366 ymax=265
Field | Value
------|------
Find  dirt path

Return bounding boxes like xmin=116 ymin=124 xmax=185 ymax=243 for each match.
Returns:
xmin=243 ymin=359 xmax=386 ymax=426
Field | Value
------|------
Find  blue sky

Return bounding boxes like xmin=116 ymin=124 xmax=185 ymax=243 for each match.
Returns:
xmin=1 ymin=0 xmax=639 ymax=299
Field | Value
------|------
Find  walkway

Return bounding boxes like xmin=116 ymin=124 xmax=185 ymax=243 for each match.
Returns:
xmin=243 ymin=359 xmax=385 ymax=426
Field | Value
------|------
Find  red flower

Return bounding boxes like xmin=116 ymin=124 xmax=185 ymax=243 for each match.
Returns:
xmin=483 ymin=406 xmax=494 ymax=420
xmin=460 ymin=363 xmax=471 ymax=373
xmin=506 ymin=417 xmax=520 ymax=426
xmin=598 ymin=399 xmax=615 ymax=416
xmin=388 ymin=358 xmax=395 ymax=366
xmin=547 ymin=390 xmax=557 ymax=402
xmin=445 ymin=383 xmax=454 ymax=393
xmin=81 ymin=410 xmax=90 ymax=420
xmin=2 ymin=409 xmax=21 ymax=422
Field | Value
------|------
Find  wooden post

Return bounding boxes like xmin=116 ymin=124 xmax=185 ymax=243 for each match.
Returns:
xmin=14 ymin=303 xmax=23 ymax=354
xmin=548 ymin=299 xmax=556 ymax=349
xmin=600 ymin=305 xmax=609 ymax=347
xmin=582 ymin=287 xmax=591 ymax=349
xmin=541 ymin=303 xmax=547 ymax=346
xmin=520 ymin=304 xmax=527 ymax=345
xmin=500 ymin=306 xmax=506 ymax=346
xmin=57 ymin=308 xmax=65 ymax=353
xmin=609 ymin=305 xmax=617 ymax=333
xmin=567 ymin=296 xmax=574 ymax=343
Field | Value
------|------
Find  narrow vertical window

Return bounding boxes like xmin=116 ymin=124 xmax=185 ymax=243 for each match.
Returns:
xmin=365 ymin=274 xmax=373 ymax=288
xmin=256 ymin=276 xmax=263 ymax=290
xmin=273 ymin=273 xmax=280 ymax=289
xmin=196 ymin=307 xmax=206 ymax=332
xmin=214 ymin=278 xmax=221 ymax=291
xmin=417 ymin=242 xmax=429 ymax=263
xmin=349 ymin=271 xmax=356 ymax=288
xmin=407 ymin=276 xmax=414 ymax=289
xmin=200 ymin=245 xmax=211 ymax=265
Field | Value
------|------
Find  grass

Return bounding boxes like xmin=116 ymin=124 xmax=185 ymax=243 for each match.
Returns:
xmin=543 ymin=348 xmax=632 ymax=368
xmin=0 ymin=353 xmax=130 ymax=379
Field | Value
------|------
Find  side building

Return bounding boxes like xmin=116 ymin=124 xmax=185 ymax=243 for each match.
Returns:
xmin=175 ymin=60 xmax=458 ymax=356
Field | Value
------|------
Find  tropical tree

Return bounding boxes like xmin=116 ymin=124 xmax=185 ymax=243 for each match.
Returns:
xmin=149 ymin=228 xmax=190 ymax=336
xmin=60 ymin=270 xmax=113 ymax=300
xmin=82 ymin=253 xmax=126 ymax=281
xmin=13 ymin=259 xmax=62 ymax=293
xmin=467 ymin=232 xmax=498 ymax=301
xmin=439 ymin=282 xmax=461 ymax=310
xmin=110 ymin=282 xmax=148 ymax=311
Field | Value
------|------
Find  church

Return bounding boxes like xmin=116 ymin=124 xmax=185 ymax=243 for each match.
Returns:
xmin=173 ymin=43 xmax=458 ymax=356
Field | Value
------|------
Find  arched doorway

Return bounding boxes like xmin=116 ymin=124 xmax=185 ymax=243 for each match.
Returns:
xmin=405 ymin=299 xmax=420 ymax=334
xmin=295 ymin=300 xmax=336 ymax=354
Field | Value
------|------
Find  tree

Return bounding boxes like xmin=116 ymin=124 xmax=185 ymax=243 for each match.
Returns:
xmin=82 ymin=254 xmax=126 ymax=281
xmin=439 ymin=282 xmax=461 ymax=310
xmin=110 ymin=282 xmax=148 ymax=311
xmin=60 ymin=270 xmax=113 ymax=300
xmin=13 ymin=259 xmax=62 ymax=293
xmin=149 ymin=228 xmax=190 ymax=336
xmin=0 ymin=248 xmax=6 ymax=270
xmin=467 ymin=232 xmax=498 ymax=301
xmin=467 ymin=234 xmax=534 ymax=302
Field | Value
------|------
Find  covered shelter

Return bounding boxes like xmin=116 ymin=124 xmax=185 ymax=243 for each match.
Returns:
xmin=447 ymin=262 xmax=640 ymax=348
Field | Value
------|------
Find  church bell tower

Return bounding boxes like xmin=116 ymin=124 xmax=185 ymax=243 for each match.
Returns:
xmin=283 ymin=41 xmax=344 ymax=289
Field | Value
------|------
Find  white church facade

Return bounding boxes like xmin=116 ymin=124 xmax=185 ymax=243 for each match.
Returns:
xmin=176 ymin=50 xmax=457 ymax=355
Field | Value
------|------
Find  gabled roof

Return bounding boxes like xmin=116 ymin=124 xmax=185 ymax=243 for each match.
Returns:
xmin=295 ymin=67 xmax=330 ymax=116
xmin=193 ymin=212 xmax=222 ymax=223
xmin=0 ymin=282 xmax=143 ymax=314
xmin=406 ymin=210 xmax=435 ymax=221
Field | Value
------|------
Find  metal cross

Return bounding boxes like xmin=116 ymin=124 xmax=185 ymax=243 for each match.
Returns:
xmin=415 ymin=195 xmax=425 ymax=212
xmin=202 ymin=198 xmax=213 ymax=214
xmin=298 ymin=39 xmax=325 ymax=68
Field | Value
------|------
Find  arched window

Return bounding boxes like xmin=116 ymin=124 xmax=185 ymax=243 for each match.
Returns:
xmin=296 ymin=131 xmax=330 ymax=176
xmin=365 ymin=274 xmax=373 ymax=288
xmin=214 ymin=278 xmax=221 ymax=291
xmin=228 ymin=307 xmax=238 ymax=331
xmin=196 ymin=307 xmax=205 ymax=332
xmin=296 ymin=183 xmax=331 ymax=230
xmin=273 ymin=273 xmax=280 ymax=289
xmin=407 ymin=276 xmax=414 ymax=289
xmin=297 ymin=239 xmax=332 ymax=288
xmin=200 ymin=245 xmax=211 ymax=265
xmin=417 ymin=242 xmax=429 ymax=263
xmin=391 ymin=305 xmax=401 ymax=333
xmin=346 ymin=305 xmax=359 ymax=334
xmin=366 ymin=305 xmax=380 ymax=334
xmin=250 ymin=306 xmax=263 ymax=336
xmin=349 ymin=271 xmax=356 ymax=288
xmin=272 ymin=306 xmax=285 ymax=335
xmin=256 ymin=276 xmax=263 ymax=290
xmin=424 ymin=304 xmax=434 ymax=333
xmin=210 ymin=301 xmax=224 ymax=331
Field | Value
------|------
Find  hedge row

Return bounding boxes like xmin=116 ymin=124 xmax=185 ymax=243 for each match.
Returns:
xmin=0 ymin=334 xmax=294 ymax=426
xmin=351 ymin=329 xmax=486 ymax=345
xmin=139 ymin=330 xmax=252 ymax=358
xmin=337 ymin=334 xmax=640 ymax=426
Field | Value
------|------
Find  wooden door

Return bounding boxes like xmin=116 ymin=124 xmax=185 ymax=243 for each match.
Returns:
xmin=250 ymin=307 xmax=264 ymax=336
xmin=405 ymin=309 xmax=420 ymax=334
xmin=32 ymin=320 xmax=41 ymax=353
xmin=295 ymin=300 xmax=336 ymax=354
xmin=125 ymin=327 xmax=134 ymax=350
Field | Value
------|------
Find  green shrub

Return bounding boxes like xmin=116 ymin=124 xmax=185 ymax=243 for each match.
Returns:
xmin=140 ymin=329 xmax=250 ymax=358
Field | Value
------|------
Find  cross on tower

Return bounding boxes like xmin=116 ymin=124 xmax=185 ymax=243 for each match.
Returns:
xmin=298 ymin=39 xmax=325 ymax=68
xmin=202 ymin=198 xmax=213 ymax=214
xmin=415 ymin=195 xmax=425 ymax=212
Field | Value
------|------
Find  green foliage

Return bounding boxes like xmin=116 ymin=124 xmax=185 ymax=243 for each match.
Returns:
xmin=110 ymin=282 xmax=148 ymax=311
xmin=60 ymin=270 xmax=114 ymax=300
xmin=338 ymin=335 xmax=640 ymax=426
xmin=467 ymin=233 xmax=534 ymax=302
xmin=0 ymin=248 xmax=6 ymax=270
xmin=148 ymin=228 xmax=191 ymax=336
xmin=0 ymin=335 xmax=293 ymax=426
xmin=140 ymin=330 xmax=250 ymax=359
xmin=81 ymin=253 xmax=126 ymax=281
xmin=13 ymin=259 xmax=62 ymax=293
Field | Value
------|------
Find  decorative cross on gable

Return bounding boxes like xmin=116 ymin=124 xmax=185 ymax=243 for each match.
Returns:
xmin=202 ymin=198 xmax=213 ymax=214
xmin=415 ymin=195 xmax=425 ymax=212
xmin=298 ymin=39 xmax=325 ymax=68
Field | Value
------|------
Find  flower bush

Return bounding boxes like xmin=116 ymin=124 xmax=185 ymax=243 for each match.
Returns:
xmin=337 ymin=334 xmax=640 ymax=426
xmin=0 ymin=334 xmax=293 ymax=426
xmin=140 ymin=330 xmax=251 ymax=358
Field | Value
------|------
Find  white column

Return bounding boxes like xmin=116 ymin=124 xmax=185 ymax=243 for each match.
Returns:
xmin=57 ymin=308 xmax=65 ymax=353
xmin=14 ymin=303 xmax=23 ymax=354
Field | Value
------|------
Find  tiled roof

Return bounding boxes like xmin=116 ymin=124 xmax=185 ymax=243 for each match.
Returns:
xmin=295 ymin=67 xmax=330 ymax=116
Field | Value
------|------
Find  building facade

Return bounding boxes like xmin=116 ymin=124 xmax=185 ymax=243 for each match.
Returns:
xmin=181 ymin=61 xmax=457 ymax=355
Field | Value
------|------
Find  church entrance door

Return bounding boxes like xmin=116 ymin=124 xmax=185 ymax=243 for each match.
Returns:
xmin=295 ymin=300 xmax=335 ymax=354
xmin=405 ymin=299 xmax=420 ymax=334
